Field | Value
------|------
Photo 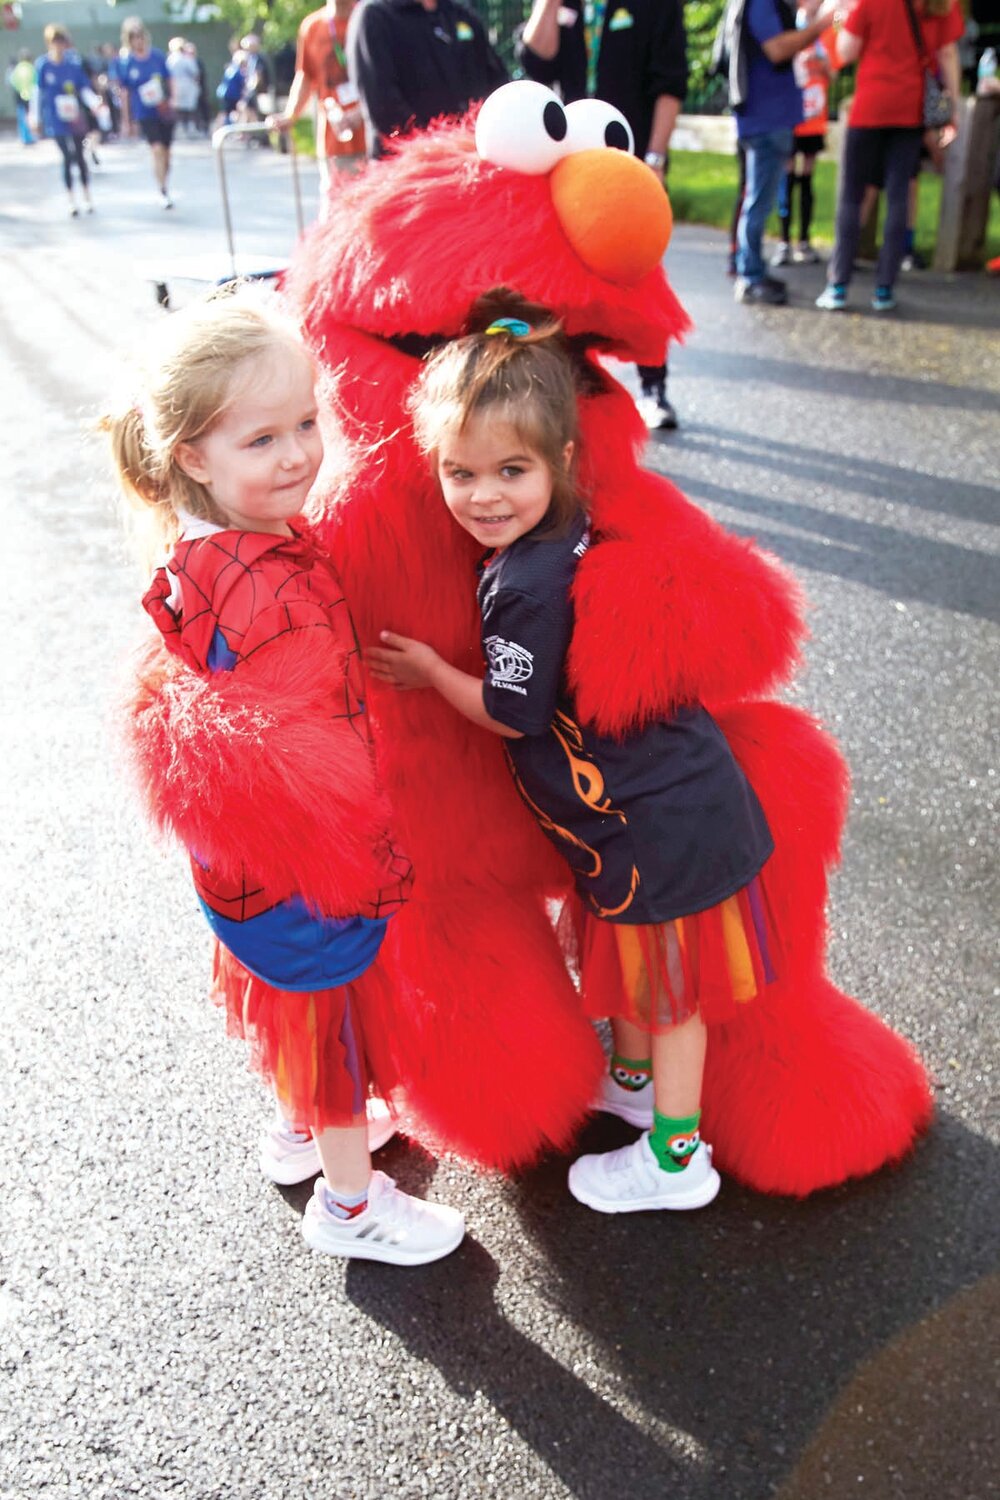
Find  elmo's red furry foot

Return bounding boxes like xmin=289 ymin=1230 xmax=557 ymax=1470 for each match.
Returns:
xmin=702 ymin=977 xmax=933 ymax=1197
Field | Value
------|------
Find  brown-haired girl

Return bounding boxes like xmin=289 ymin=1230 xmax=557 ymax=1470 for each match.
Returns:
xmin=370 ymin=289 xmax=783 ymax=1215
xmin=106 ymin=287 xmax=463 ymax=1264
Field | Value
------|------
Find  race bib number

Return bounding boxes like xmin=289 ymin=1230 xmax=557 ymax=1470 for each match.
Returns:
xmin=138 ymin=75 xmax=164 ymax=106
xmin=332 ymin=79 xmax=359 ymax=108
xmin=55 ymin=94 xmax=80 ymax=122
xmin=802 ymin=82 xmax=825 ymax=122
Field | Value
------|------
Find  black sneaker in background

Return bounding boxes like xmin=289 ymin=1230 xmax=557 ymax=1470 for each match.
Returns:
xmin=734 ymin=275 xmax=788 ymax=306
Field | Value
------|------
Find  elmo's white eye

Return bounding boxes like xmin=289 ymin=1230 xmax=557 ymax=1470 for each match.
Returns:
xmin=564 ymin=98 xmax=634 ymax=156
xmin=475 ymin=80 xmax=571 ymax=175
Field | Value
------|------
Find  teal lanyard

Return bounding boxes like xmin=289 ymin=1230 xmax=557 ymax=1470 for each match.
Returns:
xmin=328 ymin=17 xmax=347 ymax=72
xmin=584 ymin=0 xmax=607 ymax=97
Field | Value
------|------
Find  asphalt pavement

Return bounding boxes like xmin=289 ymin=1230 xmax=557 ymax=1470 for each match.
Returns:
xmin=1 ymin=133 xmax=997 ymax=1500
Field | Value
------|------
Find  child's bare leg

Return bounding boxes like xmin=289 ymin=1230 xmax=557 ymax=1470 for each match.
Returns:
xmin=570 ymin=1006 xmax=719 ymax=1210
xmin=314 ymin=1118 xmax=371 ymax=1195
xmin=651 ymin=1011 xmax=707 ymax=1120
xmin=610 ymin=1015 xmax=651 ymax=1060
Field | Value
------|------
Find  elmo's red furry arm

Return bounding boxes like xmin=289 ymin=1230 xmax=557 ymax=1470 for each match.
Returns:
xmin=123 ymin=630 xmax=393 ymax=915
xmin=569 ymin=471 xmax=807 ymax=735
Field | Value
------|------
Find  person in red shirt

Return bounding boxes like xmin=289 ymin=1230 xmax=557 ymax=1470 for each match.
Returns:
xmin=268 ymin=0 xmax=364 ymax=219
xmin=817 ymin=0 xmax=962 ymax=312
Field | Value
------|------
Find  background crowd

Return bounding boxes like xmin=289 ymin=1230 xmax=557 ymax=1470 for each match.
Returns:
xmin=7 ymin=0 xmax=999 ymax=355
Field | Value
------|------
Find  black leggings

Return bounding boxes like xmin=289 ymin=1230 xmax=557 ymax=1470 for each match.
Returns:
xmin=55 ymin=132 xmax=89 ymax=191
xmin=779 ymin=171 xmax=814 ymax=244
xmin=829 ymin=126 xmax=922 ymax=290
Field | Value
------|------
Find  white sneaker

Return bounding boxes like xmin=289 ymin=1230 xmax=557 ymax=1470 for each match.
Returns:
xmin=593 ymin=1068 xmax=655 ymax=1129
xmin=635 ymin=390 xmax=679 ymax=431
xmin=568 ymin=1132 xmax=720 ymax=1214
xmin=259 ymin=1097 xmax=398 ymax=1185
xmin=301 ymin=1171 xmax=465 ymax=1264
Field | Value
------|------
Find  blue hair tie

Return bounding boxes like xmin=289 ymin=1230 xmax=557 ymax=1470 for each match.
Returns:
xmin=484 ymin=317 xmax=532 ymax=338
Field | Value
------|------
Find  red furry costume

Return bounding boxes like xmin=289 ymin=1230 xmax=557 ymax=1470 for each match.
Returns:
xmin=280 ymin=89 xmax=931 ymax=1192
xmin=128 ymin=87 xmax=931 ymax=1190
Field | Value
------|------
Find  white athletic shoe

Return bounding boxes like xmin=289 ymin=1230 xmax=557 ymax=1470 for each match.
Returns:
xmin=568 ymin=1132 xmax=720 ymax=1214
xmin=259 ymin=1097 xmax=398 ymax=1185
xmin=301 ymin=1171 xmax=465 ymax=1264
xmin=592 ymin=1069 xmax=655 ymax=1129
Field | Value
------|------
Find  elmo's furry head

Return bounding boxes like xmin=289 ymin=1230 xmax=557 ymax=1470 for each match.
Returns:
xmin=286 ymin=82 xmax=690 ymax=386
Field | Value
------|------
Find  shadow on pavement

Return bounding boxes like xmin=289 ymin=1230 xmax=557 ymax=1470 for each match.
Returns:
xmin=671 ymin=426 xmax=999 ymax=527
xmin=648 ymin=433 xmax=1000 ymax=623
xmin=346 ymin=1113 xmax=998 ymax=1500
xmin=682 ymin=346 xmax=997 ymax=412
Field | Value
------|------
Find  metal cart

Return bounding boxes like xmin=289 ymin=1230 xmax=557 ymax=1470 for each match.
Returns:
xmin=144 ymin=122 xmax=305 ymax=309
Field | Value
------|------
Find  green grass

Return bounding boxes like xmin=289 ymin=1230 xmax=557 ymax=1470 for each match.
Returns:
xmin=667 ymin=149 xmax=1000 ymax=261
xmin=291 ymin=116 xmax=316 ymax=154
xmin=274 ymin=129 xmax=999 ymax=262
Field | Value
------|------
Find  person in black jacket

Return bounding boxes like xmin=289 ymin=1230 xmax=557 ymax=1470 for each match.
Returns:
xmin=518 ymin=0 xmax=688 ymax=431
xmin=347 ymin=0 xmax=507 ymax=159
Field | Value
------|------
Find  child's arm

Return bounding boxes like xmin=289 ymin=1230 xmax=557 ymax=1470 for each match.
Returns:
xmin=368 ymin=631 xmax=524 ymax=739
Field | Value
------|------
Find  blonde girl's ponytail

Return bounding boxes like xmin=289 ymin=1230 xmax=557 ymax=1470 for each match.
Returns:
xmin=100 ymin=399 xmax=184 ymax=562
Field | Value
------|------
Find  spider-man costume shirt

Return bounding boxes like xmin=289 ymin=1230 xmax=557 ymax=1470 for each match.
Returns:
xmin=143 ymin=517 xmax=411 ymax=991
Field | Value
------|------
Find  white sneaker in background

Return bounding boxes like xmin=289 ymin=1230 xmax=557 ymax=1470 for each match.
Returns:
xmin=259 ymin=1097 xmax=399 ymax=1185
xmin=592 ymin=1069 xmax=655 ymax=1129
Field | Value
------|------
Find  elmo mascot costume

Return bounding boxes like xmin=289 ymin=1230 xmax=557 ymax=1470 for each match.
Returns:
xmin=130 ymin=82 xmax=931 ymax=1192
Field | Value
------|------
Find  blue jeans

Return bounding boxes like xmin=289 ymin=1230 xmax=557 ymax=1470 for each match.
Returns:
xmin=737 ymin=128 xmax=794 ymax=283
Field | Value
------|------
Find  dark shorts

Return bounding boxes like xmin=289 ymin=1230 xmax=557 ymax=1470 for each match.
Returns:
xmin=792 ymin=133 xmax=825 ymax=158
xmin=139 ymin=115 xmax=174 ymax=147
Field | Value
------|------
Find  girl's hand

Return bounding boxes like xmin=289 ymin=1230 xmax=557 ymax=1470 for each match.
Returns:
xmin=367 ymin=630 xmax=441 ymax=690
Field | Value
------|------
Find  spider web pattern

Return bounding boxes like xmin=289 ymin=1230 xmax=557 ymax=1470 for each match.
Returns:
xmin=144 ymin=525 xmax=405 ymax=924
xmin=144 ymin=527 xmax=365 ymax=732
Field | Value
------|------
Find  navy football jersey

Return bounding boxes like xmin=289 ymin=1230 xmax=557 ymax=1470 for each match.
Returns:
xmin=478 ymin=513 xmax=774 ymax=923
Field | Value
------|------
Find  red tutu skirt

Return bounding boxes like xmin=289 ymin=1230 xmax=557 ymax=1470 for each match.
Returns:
xmin=211 ymin=940 xmax=403 ymax=1133
xmin=581 ymin=871 xmax=781 ymax=1032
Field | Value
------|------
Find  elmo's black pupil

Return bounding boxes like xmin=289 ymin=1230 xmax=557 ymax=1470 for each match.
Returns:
xmin=543 ymin=100 xmax=568 ymax=141
xmin=606 ymin=121 xmax=629 ymax=151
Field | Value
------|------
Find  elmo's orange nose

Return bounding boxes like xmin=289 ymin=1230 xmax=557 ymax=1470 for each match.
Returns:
xmin=550 ymin=148 xmax=672 ymax=285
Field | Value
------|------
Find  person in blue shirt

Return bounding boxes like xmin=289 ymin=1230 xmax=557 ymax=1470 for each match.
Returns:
xmin=722 ymin=0 xmax=836 ymax=304
xmin=116 ymin=16 xmax=176 ymax=208
xmin=215 ymin=49 xmax=248 ymax=125
xmin=30 ymin=25 xmax=101 ymax=216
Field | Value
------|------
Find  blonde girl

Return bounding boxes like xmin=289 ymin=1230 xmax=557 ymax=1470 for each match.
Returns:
xmin=106 ymin=288 xmax=463 ymax=1263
